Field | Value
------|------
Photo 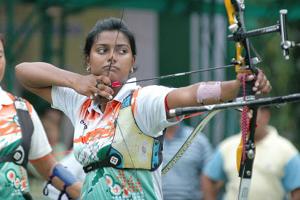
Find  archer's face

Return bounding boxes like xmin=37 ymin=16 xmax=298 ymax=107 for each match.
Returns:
xmin=87 ymin=30 xmax=135 ymax=83
xmin=0 ymin=41 xmax=6 ymax=82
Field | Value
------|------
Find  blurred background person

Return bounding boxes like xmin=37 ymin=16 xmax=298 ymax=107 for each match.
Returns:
xmin=28 ymin=108 xmax=70 ymax=198
xmin=162 ymin=122 xmax=213 ymax=200
xmin=41 ymin=108 xmax=67 ymax=160
xmin=43 ymin=151 xmax=85 ymax=200
xmin=202 ymin=107 xmax=300 ymax=200
xmin=0 ymin=34 xmax=81 ymax=199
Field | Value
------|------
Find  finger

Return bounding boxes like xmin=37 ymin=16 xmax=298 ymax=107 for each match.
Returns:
xmin=253 ymin=80 xmax=262 ymax=92
xmin=92 ymin=85 xmax=114 ymax=100
xmin=255 ymin=80 xmax=272 ymax=95
xmin=256 ymin=69 xmax=264 ymax=79
xmin=254 ymin=69 xmax=265 ymax=85
xmin=245 ymin=74 xmax=255 ymax=81
xmin=97 ymin=90 xmax=113 ymax=100
xmin=252 ymin=80 xmax=260 ymax=92
xmin=97 ymin=84 xmax=114 ymax=95
xmin=262 ymin=80 xmax=272 ymax=94
xmin=88 ymin=89 xmax=99 ymax=99
xmin=97 ymin=75 xmax=111 ymax=86
xmin=255 ymin=90 xmax=261 ymax=95
xmin=255 ymin=75 xmax=268 ymax=92
xmin=247 ymin=109 xmax=253 ymax=118
xmin=91 ymin=90 xmax=112 ymax=100
xmin=252 ymin=70 xmax=266 ymax=90
xmin=95 ymin=81 xmax=101 ymax=89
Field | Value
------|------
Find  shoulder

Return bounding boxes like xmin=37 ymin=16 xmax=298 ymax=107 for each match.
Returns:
xmin=193 ymin=131 xmax=211 ymax=146
xmin=134 ymin=85 xmax=174 ymax=109
xmin=139 ymin=85 xmax=174 ymax=96
xmin=219 ymin=134 xmax=241 ymax=150
xmin=52 ymin=85 xmax=80 ymax=97
xmin=52 ymin=86 xmax=87 ymax=110
xmin=268 ymin=126 xmax=298 ymax=155
xmin=12 ymin=95 xmax=34 ymax=114
xmin=216 ymin=134 xmax=241 ymax=158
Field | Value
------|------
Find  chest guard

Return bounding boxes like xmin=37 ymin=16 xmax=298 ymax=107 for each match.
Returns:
xmin=0 ymin=96 xmax=33 ymax=169
xmin=83 ymin=92 xmax=164 ymax=173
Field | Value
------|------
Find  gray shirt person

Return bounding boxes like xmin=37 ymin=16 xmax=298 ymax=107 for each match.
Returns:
xmin=162 ymin=123 xmax=213 ymax=200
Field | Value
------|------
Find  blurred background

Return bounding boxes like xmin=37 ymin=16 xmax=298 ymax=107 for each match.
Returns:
xmin=0 ymin=0 xmax=299 ymax=198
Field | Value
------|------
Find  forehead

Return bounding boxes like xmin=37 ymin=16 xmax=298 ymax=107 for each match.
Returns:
xmin=94 ymin=31 xmax=130 ymax=45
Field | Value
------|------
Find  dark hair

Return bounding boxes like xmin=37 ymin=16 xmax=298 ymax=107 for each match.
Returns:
xmin=84 ymin=17 xmax=137 ymax=62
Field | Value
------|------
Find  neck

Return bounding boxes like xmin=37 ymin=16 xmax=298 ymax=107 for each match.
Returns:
xmin=255 ymin=125 xmax=269 ymax=142
xmin=165 ymin=126 xmax=180 ymax=140
xmin=165 ymin=131 xmax=175 ymax=140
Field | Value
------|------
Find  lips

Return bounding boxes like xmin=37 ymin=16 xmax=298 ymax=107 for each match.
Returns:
xmin=103 ymin=65 xmax=120 ymax=73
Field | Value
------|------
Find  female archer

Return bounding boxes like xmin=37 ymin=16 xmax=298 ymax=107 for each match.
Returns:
xmin=0 ymin=34 xmax=81 ymax=199
xmin=15 ymin=18 xmax=271 ymax=199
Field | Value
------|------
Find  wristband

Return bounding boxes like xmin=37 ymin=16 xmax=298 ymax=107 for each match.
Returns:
xmin=196 ymin=82 xmax=221 ymax=104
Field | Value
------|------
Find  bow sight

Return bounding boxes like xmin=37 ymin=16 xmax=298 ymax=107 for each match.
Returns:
xmin=228 ymin=9 xmax=300 ymax=60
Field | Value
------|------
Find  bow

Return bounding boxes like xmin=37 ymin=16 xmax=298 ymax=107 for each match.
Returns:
xmin=163 ymin=0 xmax=259 ymax=185
xmin=166 ymin=2 xmax=300 ymax=200
xmin=224 ymin=1 xmax=259 ymax=199
xmin=162 ymin=109 xmax=222 ymax=174
xmin=163 ymin=0 xmax=259 ymax=179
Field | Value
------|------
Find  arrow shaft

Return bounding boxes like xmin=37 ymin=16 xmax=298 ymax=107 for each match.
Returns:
xmin=169 ymin=93 xmax=300 ymax=117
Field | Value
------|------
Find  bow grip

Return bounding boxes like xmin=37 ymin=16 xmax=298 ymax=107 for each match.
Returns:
xmin=237 ymin=65 xmax=258 ymax=99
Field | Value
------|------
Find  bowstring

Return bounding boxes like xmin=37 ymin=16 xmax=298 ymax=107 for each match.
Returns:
xmin=105 ymin=8 xmax=141 ymax=186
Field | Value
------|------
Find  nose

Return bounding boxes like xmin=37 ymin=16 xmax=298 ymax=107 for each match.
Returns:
xmin=107 ymin=49 xmax=117 ymax=65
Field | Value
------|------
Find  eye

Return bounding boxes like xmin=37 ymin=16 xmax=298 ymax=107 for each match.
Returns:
xmin=117 ymin=46 xmax=129 ymax=55
xmin=96 ymin=47 xmax=107 ymax=54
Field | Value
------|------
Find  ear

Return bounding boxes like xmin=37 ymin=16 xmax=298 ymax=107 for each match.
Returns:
xmin=131 ymin=55 xmax=136 ymax=66
xmin=85 ymin=56 xmax=90 ymax=66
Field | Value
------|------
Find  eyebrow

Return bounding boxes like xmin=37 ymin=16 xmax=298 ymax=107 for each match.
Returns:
xmin=94 ymin=43 xmax=129 ymax=47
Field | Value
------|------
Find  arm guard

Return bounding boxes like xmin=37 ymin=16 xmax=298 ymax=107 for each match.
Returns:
xmin=43 ymin=163 xmax=78 ymax=200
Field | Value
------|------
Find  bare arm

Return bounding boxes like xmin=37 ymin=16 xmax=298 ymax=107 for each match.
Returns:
xmin=166 ymin=70 xmax=271 ymax=110
xmin=15 ymin=62 xmax=113 ymax=103
xmin=167 ymin=80 xmax=240 ymax=109
xmin=15 ymin=62 xmax=81 ymax=103
xmin=201 ymin=175 xmax=224 ymax=200
xmin=31 ymin=154 xmax=82 ymax=199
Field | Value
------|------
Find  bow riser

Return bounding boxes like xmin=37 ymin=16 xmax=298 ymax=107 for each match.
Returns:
xmin=224 ymin=0 xmax=257 ymax=199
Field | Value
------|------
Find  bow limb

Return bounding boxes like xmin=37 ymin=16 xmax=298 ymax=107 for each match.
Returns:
xmin=162 ymin=109 xmax=222 ymax=175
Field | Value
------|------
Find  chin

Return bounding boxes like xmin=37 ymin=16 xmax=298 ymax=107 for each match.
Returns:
xmin=108 ymin=74 xmax=121 ymax=82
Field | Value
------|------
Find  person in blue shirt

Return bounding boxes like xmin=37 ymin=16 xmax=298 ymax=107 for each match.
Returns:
xmin=162 ymin=122 xmax=213 ymax=200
